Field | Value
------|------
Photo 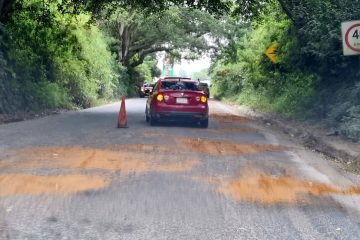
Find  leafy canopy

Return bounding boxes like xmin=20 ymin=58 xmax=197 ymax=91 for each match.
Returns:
xmin=102 ymin=5 xmax=229 ymax=68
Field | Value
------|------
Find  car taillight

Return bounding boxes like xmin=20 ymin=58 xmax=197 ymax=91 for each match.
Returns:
xmin=157 ymin=94 xmax=164 ymax=102
xmin=201 ymin=96 xmax=207 ymax=103
xmin=196 ymin=96 xmax=201 ymax=101
xmin=141 ymin=87 xmax=145 ymax=92
xmin=164 ymin=95 xmax=170 ymax=101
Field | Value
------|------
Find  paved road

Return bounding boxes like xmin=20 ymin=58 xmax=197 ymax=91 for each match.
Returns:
xmin=0 ymin=99 xmax=360 ymax=240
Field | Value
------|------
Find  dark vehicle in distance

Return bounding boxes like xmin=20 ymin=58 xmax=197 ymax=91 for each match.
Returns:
xmin=145 ymin=77 xmax=209 ymax=128
xmin=139 ymin=83 xmax=154 ymax=98
xmin=199 ymin=82 xmax=210 ymax=98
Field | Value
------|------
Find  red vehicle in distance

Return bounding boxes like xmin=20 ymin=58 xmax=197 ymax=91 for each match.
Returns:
xmin=145 ymin=77 xmax=209 ymax=128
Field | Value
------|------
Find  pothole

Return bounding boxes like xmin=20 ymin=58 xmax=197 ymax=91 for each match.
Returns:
xmin=0 ymin=174 xmax=108 ymax=196
xmin=193 ymin=173 xmax=360 ymax=205
xmin=0 ymin=146 xmax=199 ymax=173
xmin=178 ymin=138 xmax=285 ymax=156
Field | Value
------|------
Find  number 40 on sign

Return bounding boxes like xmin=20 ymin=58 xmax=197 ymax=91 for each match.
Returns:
xmin=342 ymin=21 xmax=360 ymax=56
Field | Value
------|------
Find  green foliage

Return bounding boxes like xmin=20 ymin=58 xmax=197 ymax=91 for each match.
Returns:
xmin=134 ymin=56 xmax=160 ymax=83
xmin=102 ymin=6 xmax=228 ymax=69
xmin=269 ymin=71 xmax=319 ymax=115
xmin=0 ymin=22 xmax=22 ymax=114
xmin=74 ymin=25 xmax=118 ymax=98
xmin=211 ymin=63 xmax=244 ymax=99
xmin=290 ymin=0 xmax=360 ymax=79
xmin=129 ymin=56 xmax=161 ymax=96
xmin=234 ymin=71 xmax=319 ymax=116
xmin=107 ymin=0 xmax=230 ymax=16
xmin=212 ymin=1 xmax=319 ymax=115
xmin=191 ymin=69 xmax=209 ymax=82
xmin=2 ymin=0 xmax=127 ymax=111
xmin=27 ymin=82 xmax=71 ymax=108
xmin=211 ymin=0 xmax=360 ymax=141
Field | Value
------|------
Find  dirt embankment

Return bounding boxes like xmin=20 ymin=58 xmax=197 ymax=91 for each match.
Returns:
xmin=0 ymin=109 xmax=64 ymax=125
xmin=226 ymin=103 xmax=360 ymax=174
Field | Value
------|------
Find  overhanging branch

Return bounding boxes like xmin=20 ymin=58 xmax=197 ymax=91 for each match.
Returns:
xmin=130 ymin=46 xmax=173 ymax=68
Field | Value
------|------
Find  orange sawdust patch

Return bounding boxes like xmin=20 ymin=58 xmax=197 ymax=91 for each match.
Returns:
xmin=1 ymin=146 xmax=199 ymax=173
xmin=0 ymin=174 xmax=108 ymax=196
xmin=210 ymin=113 xmax=250 ymax=123
xmin=209 ymin=127 xmax=259 ymax=134
xmin=216 ymin=174 xmax=360 ymax=205
xmin=108 ymin=144 xmax=177 ymax=153
xmin=177 ymin=138 xmax=285 ymax=156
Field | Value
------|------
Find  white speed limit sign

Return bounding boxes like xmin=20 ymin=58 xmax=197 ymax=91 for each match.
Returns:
xmin=342 ymin=21 xmax=360 ymax=56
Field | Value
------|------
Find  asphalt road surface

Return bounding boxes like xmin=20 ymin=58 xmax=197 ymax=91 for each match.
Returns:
xmin=0 ymin=98 xmax=360 ymax=240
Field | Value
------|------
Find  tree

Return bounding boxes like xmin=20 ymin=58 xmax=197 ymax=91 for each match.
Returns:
xmin=102 ymin=6 xmax=227 ymax=69
xmin=84 ymin=0 xmax=230 ymax=15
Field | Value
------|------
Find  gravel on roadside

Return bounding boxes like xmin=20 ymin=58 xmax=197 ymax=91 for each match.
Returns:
xmin=0 ymin=109 xmax=65 ymax=125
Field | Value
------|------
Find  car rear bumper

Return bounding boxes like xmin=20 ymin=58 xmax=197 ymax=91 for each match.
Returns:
xmin=152 ymin=111 xmax=208 ymax=122
xmin=140 ymin=90 xmax=152 ymax=95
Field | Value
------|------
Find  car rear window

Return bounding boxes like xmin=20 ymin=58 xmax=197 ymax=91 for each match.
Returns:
xmin=160 ymin=81 xmax=200 ymax=91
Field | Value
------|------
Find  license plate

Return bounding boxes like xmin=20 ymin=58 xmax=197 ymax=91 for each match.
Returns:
xmin=176 ymin=98 xmax=188 ymax=104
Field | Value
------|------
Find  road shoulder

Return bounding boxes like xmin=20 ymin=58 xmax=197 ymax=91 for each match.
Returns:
xmin=215 ymin=100 xmax=360 ymax=175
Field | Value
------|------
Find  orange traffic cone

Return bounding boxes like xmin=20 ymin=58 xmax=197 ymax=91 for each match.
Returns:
xmin=117 ymin=96 xmax=128 ymax=128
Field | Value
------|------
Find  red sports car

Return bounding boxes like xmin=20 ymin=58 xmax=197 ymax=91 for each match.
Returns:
xmin=145 ymin=77 xmax=209 ymax=127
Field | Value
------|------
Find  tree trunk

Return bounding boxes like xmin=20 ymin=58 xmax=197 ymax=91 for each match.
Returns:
xmin=277 ymin=0 xmax=296 ymax=24
xmin=117 ymin=22 xmax=137 ymax=66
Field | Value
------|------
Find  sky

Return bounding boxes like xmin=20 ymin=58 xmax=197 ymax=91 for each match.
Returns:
xmin=173 ymin=57 xmax=211 ymax=77
xmin=157 ymin=52 xmax=211 ymax=77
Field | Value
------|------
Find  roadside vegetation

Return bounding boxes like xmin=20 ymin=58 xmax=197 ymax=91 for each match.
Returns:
xmin=0 ymin=0 xmax=225 ymax=113
xmin=210 ymin=1 xmax=360 ymax=141
xmin=0 ymin=0 xmax=128 ymax=112
xmin=0 ymin=0 xmax=359 ymax=141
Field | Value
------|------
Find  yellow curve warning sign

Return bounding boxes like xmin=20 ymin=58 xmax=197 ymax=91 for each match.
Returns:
xmin=265 ymin=42 xmax=279 ymax=64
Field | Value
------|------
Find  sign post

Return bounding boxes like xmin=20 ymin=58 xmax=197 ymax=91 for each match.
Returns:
xmin=341 ymin=21 xmax=360 ymax=56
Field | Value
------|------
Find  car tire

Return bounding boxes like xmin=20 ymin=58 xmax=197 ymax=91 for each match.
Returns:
xmin=149 ymin=114 xmax=157 ymax=126
xmin=145 ymin=107 xmax=150 ymax=122
xmin=200 ymin=119 xmax=209 ymax=128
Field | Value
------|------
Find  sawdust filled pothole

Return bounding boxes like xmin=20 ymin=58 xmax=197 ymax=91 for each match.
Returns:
xmin=0 ymin=174 xmax=108 ymax=196
xmin=211 ymin=113 xmax=250 ymax=123
xmin=0 ymin=146 xmax=199 ymax=173
xmin=195 ymin=173 xmax=360 ymax=205
xmin=140 ymin=134 xmax=285 ymax=156
xmin=108 ymin=144 xmax=177 ymax=153
xmin=178 ymin=138 xmax=285 ymax=156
